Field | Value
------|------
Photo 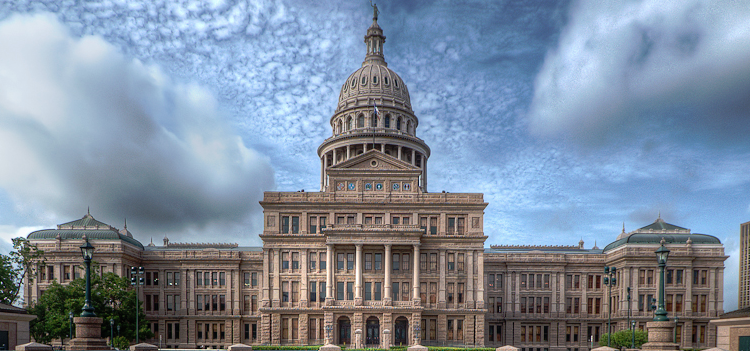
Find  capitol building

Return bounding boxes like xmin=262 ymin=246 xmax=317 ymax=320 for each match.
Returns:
xmin=25 ymin=12 xmax=726 ymax=351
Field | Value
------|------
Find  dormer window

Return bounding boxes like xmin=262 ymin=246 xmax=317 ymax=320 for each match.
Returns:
xmin=361 ymin=76 xmax=367 ymax=85
xmin=384 ymin=76 xmax=389 ymax=85
xmin=373 ymin=76 xmax=378 ymax=84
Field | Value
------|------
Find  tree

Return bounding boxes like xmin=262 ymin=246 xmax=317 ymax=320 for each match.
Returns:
xmin=29 ymin=272 xmax=153 ymax=344
xmin=0 ymin=237 xmax=45 ymax=305
xmin=600 ymin=329 xmax=648 ymax=349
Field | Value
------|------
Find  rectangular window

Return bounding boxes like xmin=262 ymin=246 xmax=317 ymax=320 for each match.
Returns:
xmin=337 ymin=282 xmax=344 ymax=300
xmin=374 ymin=253 xmax=382 ymax=270
xmin=219 ymin=272 xmax=226 ymax=286
xmin=347 ymin=253 xmax=354 ymax=270
xmin=292 ymin=281 xmax=299 ymax=303
xmin=252 ymin=295 xmax=257 ymax=313
xmin=403 ymin=253 xmax=410 ymax=271
xmin=197 ymin=295 xmax=203 ymax=311
xmin=430 ymin=253 xmax=437 ymax=271
xmin=675 ymin=294 xmax=683 ymax=312
xmin=309 ymin=215 xmax=317 ymax=234
xmin=309 ymin=253 xmax=317 ymax=270
xmin=447 ymin=283 xmax=454 ymax=304
xmin=430 ymin=282 xmax=437 ymax=304
xmin=393 ymin=282 xmax=400 ymax=301
xmin=211 ymin=272 xmax=217 ymax=286
xmin=365 ymin=282 xmax=372 ymax=301
xmin=676 ymin=269 xmax=683 ymax=285
xmin=283 ymin=252 xmax=290 ymax=270
xmin=347 ymin=282 xmax=354 ymax=300
xmin=282 ymin=281 xmax=289 ymax=302
xmin=292 ymin=252 xmax=300 ymax=270
xmin=320 ymin=252 xmax=326 ymax=270
xmin=393 ymin=254 xmax=400 ymax=271
xmin=252 ymin=272 xmax=258 ymax=286
xmin=430 ymin=217 xmax=437 ymax=235
xmin=320 ymin=282 xmax=326 ymax=302
xmin=310 ymin=281 xmax=317 ymax=302
xmin=291 ymin=216 xmax=299 ymax=234
xmin=447 ymin=253 xmax=455 ymax=271
xmin=365 ymin=253 xmax=373 ymax=270
xmin=282 ymin=216 xmax=290 ymax=233
xmin=420 ymin=282 xmax=427 ymax=303
xmin=337 ymin=253 xmax=345 ymax=270
xmin=489 ymin=274 xmax=495 ymax=289
xmin=420 ymin=253 xmax=428 ymax=271
xmin=220 ymin=294 xmax=226 ymax=311
xmin=167 ymin=295 xmax=174 ymax=311
xmin=374 ymin=282 xmax=382 ymax=301
xmin=458 ymin=253 xmax=465 ymax=271
xmin=457 ymin=283 xmax=464 ymax=303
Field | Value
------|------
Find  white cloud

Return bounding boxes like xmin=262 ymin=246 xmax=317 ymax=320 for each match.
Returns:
xmin=529 ymin=1 xmax=750 ymax=143
xmin=0 ymin=13 xmax=274 ymax=241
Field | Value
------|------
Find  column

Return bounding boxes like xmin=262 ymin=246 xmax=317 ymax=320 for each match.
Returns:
xmin=384 ymin=244 xmax=392 ymax=305
xmin=262 ymin=249 xmax=270 ymax=304
xmin=346 ymin=145 xmax=351 ymax=159
xmin=326 ymin=244 xmax=334 ymax=303
xmin=422 ymin=155 xmax=427 ymax=190
xmin=355 ymin=244 xmax=363 ymax=304
xmin=398 ymin=146 xmax=402 ymax=160
xmin=413 ymin=244 xmax=421 ymax=303
xmin=323 ymin=154 xmax=328 ymax=190
xmin=477 ymin=250 xmax=485 ymax=308
xmin=411 ymin=150 xmax=416 ymax=165
xmin=272 ymin=249 xmax=280 ymax=306
xmin=439 ymin=249 xmax=446 ymax=308
xmin=320 ymin=157 xmax=325 ymax=191
xmin=333 ymin=148 xmax=337 ymax=165
xmin=466 ymin=250 xmax=474 ymax=307
xmin=301 ymin=250 xmax=308 ymax=307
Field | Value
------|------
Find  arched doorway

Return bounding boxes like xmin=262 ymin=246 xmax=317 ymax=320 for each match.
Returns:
xmin=366 ymin=317 xmax=380 ymax=346
xmin=338 ymin=316 xmax=351 ymax=345
xmin=394 ymin=316 xmax=409 ymax=346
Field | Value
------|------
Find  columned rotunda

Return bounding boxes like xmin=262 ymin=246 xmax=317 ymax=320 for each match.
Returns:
xmin=24 ymin=12 xmax=726 ymax=351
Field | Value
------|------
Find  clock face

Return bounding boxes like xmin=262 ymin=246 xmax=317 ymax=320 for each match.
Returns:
xmin=365 ymin=183 xmax=373 ymax=190
xmin=348 ymin=182 xmax=356 ymax=190
xmin=392 ymin=183 xmax=400 ymax=190
xmin=375 ymin=183 xmax=383 ymax=190
xmin=337 ymin=182 xmax=345 ymax=191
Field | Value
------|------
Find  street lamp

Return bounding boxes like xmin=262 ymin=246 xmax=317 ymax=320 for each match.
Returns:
xmin=604 ymin=266 xmax=617 ymax=347
xmin=117 ymin=324 xmax=121 ymax=337
xmin=631 ymin=321 xmax=636 ymax=348
xmin=653 ymin=241 xmax=670 ymax=321
xmin=110 ymin=318 xmax=114 ymax=346
xmin=130 ymin=266 xmax=145 ymax=343
xmin=673 ymin=316 xmax=679 ymax=344
xmin=627 ymin=287 xmax=632 ymax=348
xmin=69 ymin=311 xmax=74 ymax=340
xmin=80 ymin=237 xmax=96 ymax=317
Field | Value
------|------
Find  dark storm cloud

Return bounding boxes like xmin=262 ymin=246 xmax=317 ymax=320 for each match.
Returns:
xmin=528 ymin=0 xmax=750 ymax=146
xmin=0 ymin=13 xmax=274 ymax=238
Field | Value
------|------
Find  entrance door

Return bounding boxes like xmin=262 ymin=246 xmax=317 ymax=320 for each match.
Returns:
xmin=338 ymin=318 xmax=351 ymax=345
xmin=366 ymin=318 xmax=380 ymax=346
xmin=0 ymin=330 xmax=7 ymax=350
xmin=740 ymin=336 xmax=750 ymax=351
xmin=394 ymin=317 xmax=408 ymax=346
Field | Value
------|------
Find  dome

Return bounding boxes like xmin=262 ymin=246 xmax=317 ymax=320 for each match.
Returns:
xmin=603 ymin=216 xmax=720 ymax=252
xmin=27 ymin=211 xmax=144 ymax=249
xmin=335 ymin=16 xmax=412 ymax=114
xmin=337 ymin=64 xmax=411 ymax=112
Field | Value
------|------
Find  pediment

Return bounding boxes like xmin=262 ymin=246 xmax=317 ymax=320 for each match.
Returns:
xmin=329 ymin=150 xmax=421 ymax=171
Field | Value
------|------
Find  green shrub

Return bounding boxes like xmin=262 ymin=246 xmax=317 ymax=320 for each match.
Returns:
xmin=600 ymin=329 xmax=648 ymax=349
xmin=253 ymin=346 xmax=322 ymax=350
xmin=112 ymin=336 xmax=129 ymax=350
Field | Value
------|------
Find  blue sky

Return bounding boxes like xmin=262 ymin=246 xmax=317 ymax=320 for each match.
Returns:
xmin=1 ymin=0 xmax=749 ymax=310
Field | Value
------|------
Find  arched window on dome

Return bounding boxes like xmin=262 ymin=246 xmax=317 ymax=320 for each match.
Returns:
xmin=336 ymin=120 xmax=342 ymax=134
xmin=371 ymin=113 xmax=377 ymax=128
xmin=348 ymin=117 xmax=354 ymax=131
xmin=357 ymin=115 xmax=364 ymax=128
xmin=407 ymin=120 xmax=413 ymax=135
xmin=385 ymin=115 xmax=391 ymax=128
xmin=396 ymin=117 xmax=402 ymax=131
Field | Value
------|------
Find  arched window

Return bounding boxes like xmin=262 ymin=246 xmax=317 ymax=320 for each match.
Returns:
xmin=396 ymin=117 xmax=402 ymax=131
xmin=348 ymin=117 xmax=354 ymax=131
xmin=407 ymin=120 xmax=413 ymax=134
xmin=385 ymin=115 xmax=391 ymax=128
xmin=371 ymin=113 xmax=377 ymax=128
xmin=336 ymin=120 xmax=342 ymax=134
xmin=357 ymin=115 xmax=364 ymax=128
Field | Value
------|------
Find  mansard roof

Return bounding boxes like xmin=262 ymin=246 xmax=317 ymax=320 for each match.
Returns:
xmin=27 ymin=212 xmax=144 ymax=249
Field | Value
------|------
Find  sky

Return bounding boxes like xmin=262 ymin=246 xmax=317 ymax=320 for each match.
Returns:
xmin=0 ymin=0 xmax=749 ymax=310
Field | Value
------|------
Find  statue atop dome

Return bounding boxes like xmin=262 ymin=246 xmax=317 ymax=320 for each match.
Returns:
xmin=370 ymin=1 xmax=379 ymax=21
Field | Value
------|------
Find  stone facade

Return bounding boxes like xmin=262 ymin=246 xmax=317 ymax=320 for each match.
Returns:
xmin=740 ymin=221 xmax=750 ymax=309
xmin=24 ymin=12 xmax=727 ymax=351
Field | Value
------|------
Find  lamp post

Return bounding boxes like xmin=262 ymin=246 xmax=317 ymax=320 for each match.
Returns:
xmin=117 ymin=324 xmax=121 ymax=337
xmin=80 ymin=238 xmax=96 ymax=317
xmin=110 ymin=318 xmax=114 ymax=346
xmin=130 ymin=266 xmax=145 ymax=343
xmin=627 ymin=287 xmax=632 ymax=348
xmin=631 ymin=321 xmax=636 ymax=348
xmin=653 ymin=242 xmax=670 ymax=321
xmin=604 ymin=266 xmax=617 ymax=347
xmin=69 ymin=311 xmax=74 ymax=340
xmin=673 ymin=316 xmax=679 ymax=344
